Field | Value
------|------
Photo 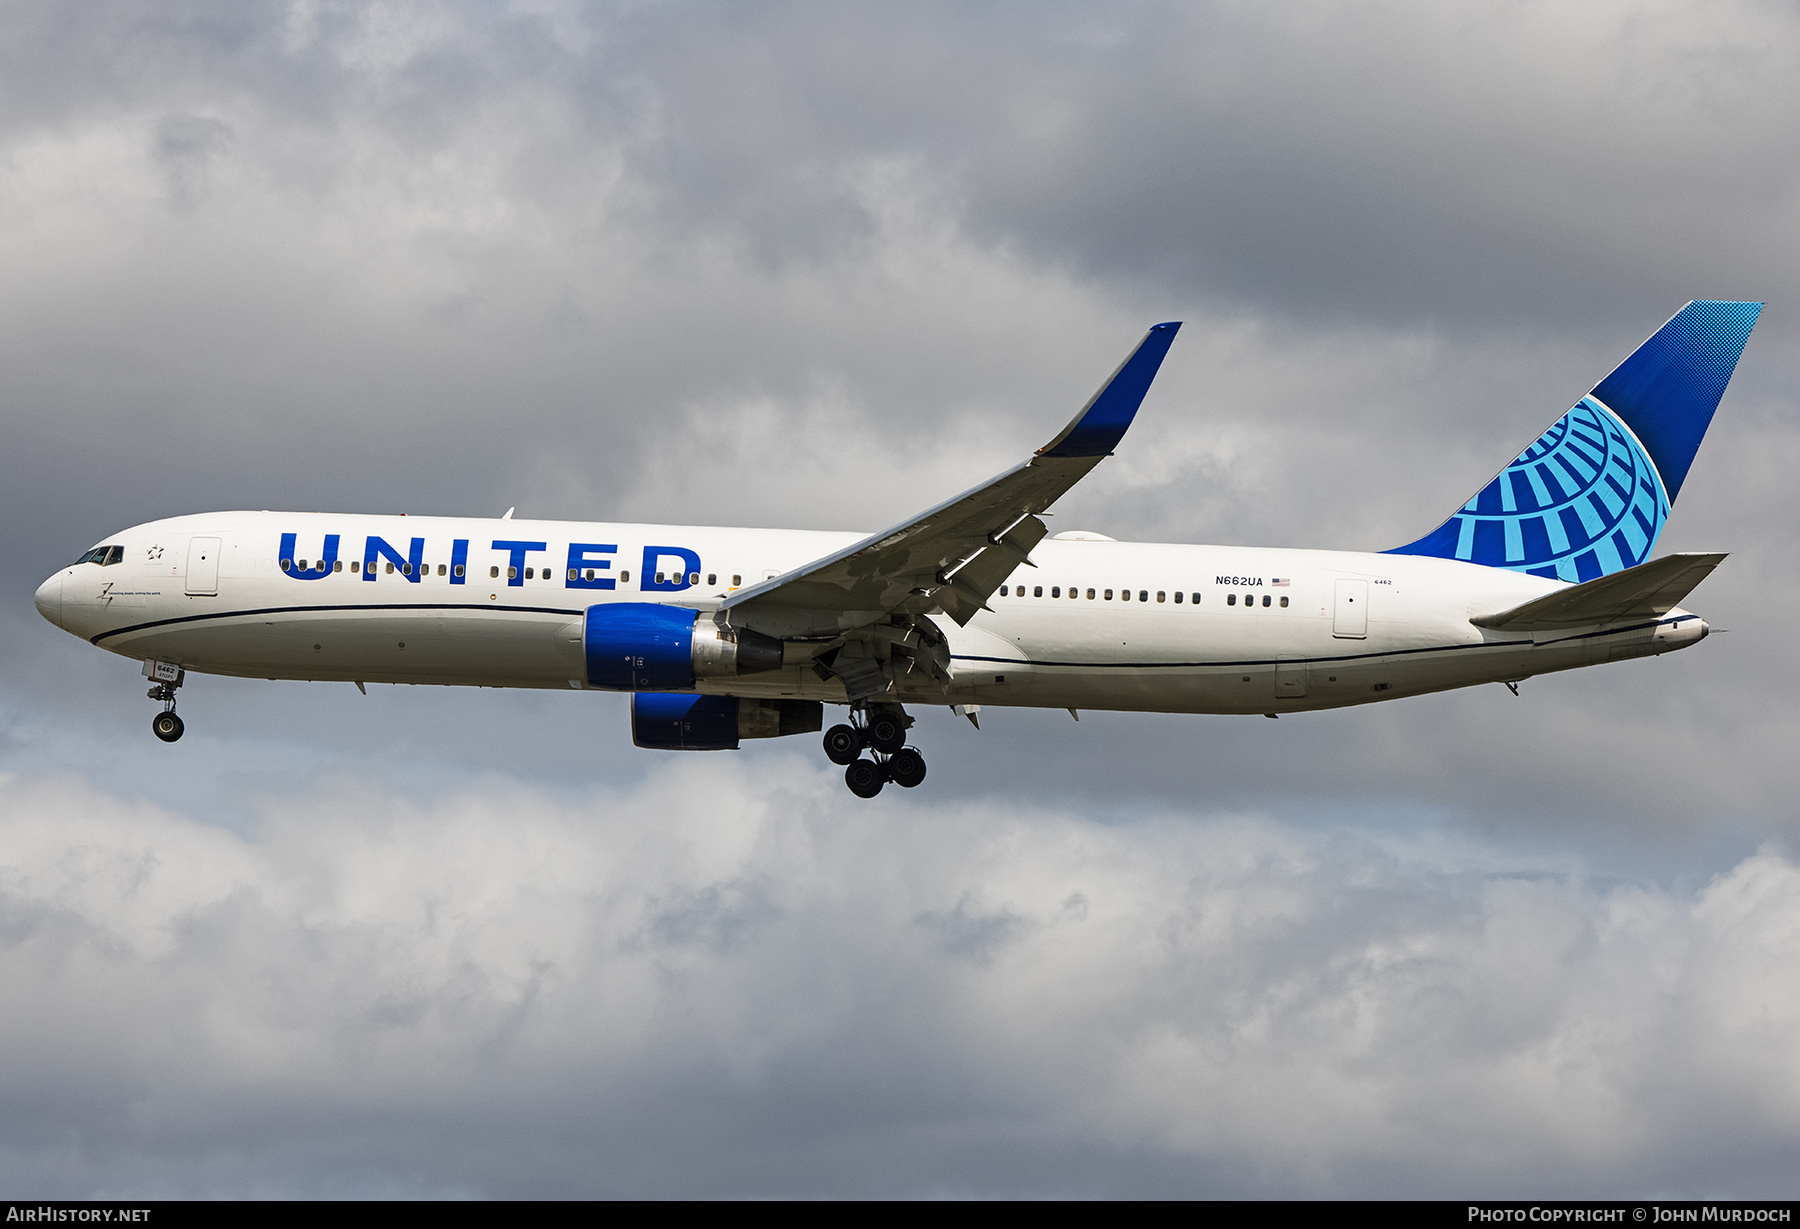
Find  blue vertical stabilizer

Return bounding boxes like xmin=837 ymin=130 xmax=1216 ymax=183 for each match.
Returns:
xmin=1388 ymin=301 xmax=1760 ymax=582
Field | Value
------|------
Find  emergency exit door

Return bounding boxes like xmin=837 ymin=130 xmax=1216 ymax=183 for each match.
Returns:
xmin=185 ymin=537 xmax=221 ymax=596
xmin=1333 ymin=579 xmax=1367 ymax=638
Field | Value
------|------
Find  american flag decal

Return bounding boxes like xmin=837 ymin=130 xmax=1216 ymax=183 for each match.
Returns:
xmin=1271 ymin=577 xmax=1290 ymax=587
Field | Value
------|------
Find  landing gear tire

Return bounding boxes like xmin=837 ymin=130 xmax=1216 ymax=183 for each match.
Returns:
xmin=867 ymin=710 xmax=907 ymax=755
xmin=887 ymin=747 xmax=926 ymax=789
xmin=845 ymin=758 xmax=885 ymax=799
xmin=152 ymin=711 xmax=185 ymax=743
xmin=823 ymin=723 xmax=862 ymax=766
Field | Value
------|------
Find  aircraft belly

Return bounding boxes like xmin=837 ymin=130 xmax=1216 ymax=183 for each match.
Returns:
xmin=977 ymin=608 xmax=1545 ymax=715
xmin=105 ymin=606 xmax=581 ymax=688
xmin=695 ymin=668 xmax=848 ymax=703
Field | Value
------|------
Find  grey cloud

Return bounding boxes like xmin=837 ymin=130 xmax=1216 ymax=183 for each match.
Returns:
xmin=1 ymin=769 xmax=1798 ymax=1196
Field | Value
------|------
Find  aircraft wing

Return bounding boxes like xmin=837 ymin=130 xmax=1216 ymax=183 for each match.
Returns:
xmin=1471 ymin=551 xmax=1726 ymax=631
xmin=720 ymin=322 xmax=1182 ymax=633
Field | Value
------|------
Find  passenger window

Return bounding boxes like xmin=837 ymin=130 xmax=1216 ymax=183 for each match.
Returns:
xmin=1034 ymin=586 xmax=1043 ymax=597
xmin=387 ymin=562 xmax=396 ymax=574
xmin=524 ymin=567 xmax=534 ymax=580
xmin=620 ymin=571 xmax=630 ymax=583
xmin=656 ymin=572 xmax=665 ymax=584
xmin=350 ymin=561 xmax=359 ymax=573
xmin=731 ymin=574 xmax=741 ymax=586
xmin=1280 ymin=596 xmax=1289 ymax=608
xmin=1227 ymin=593 xmax=1236 ymax=606
xmin=490 ymin=566 xmax=499 ymax=578
xmin=508 ymin=566 xmax=518 ymax=580
xmin=299 ymin=559 xmax=309 ymax=571
xmin=1191 ymin=593 xmax=1201 ymax=604
xmin=1104 ymin=589 xmax=1113 ymax=600
xmin=1173 ymin=591 xmax=1182 ymax=603
xmin=708 ymin=573 xmax=716 ymax=586
xmin=436 ymin=563 xmax=445 ymax=576
xmin=1140 ymin=590 xmax=1149 ymax=602
xmin=1262 ymin=594 xmax=1271 ymax=607
xmin=1051 ymin=586 xmax=1061 ymax=598
xmin=453 ymin=564 xmax=464 ymax=577
xmin=1000 ymin=585 xmax=1009 ymax=596
xmin=1086 ymin=588 xmax=1096 ymax=599
xmin=1154 ymin=591 xmax=1163 ymax=602
xmin=688 ymin=572 xmax=699 ymax=584
xmin=336 ymin=561 xmax=344 ymax=573
xmin=402 ymin=563 xmax=412 ymax=576
xmin=281 ymin=558 xmax=293 ymax=570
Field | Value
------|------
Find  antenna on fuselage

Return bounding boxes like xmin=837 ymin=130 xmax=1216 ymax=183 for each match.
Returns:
xmin=502 ymin=507 xmax=515 ymax=520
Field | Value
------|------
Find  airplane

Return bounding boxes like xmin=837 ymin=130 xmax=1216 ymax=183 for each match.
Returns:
xmin=34 ymin=301 xmax=1761 ymax=797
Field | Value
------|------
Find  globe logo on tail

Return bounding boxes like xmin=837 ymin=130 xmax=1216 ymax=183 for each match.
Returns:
xmin=1434 ymin=396 xmax=1669 ymax=583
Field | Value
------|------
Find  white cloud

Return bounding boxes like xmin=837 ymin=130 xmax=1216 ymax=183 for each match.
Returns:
xmin=2 ymin=765 xmax=1797 ymax=1196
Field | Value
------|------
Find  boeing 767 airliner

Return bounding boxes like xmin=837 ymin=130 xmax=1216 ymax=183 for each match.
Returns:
xmin=35 ymin=301 xmax=1761 ymax=796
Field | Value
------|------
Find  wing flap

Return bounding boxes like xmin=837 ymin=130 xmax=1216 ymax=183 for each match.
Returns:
xmin=1471 ymin=552 xmax=1726 ymax=631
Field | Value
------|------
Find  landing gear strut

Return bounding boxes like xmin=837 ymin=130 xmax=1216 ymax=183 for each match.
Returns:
xmin=824 ymin=703 xmax=926 ymax=797
xmin=143 ymin=659 xmax=185 ymax=743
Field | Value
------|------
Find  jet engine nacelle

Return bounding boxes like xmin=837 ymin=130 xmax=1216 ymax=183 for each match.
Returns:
xmin=632 ymin=694 xmax=823 ymax=750
xmin=584 ymin=602 xmax=784 ymax=691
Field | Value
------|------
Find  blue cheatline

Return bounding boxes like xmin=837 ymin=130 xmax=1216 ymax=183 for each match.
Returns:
xmin=1389 ymin=300 xmax=1761 ymax=582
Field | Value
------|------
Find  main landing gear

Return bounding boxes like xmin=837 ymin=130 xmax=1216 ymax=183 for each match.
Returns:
xmin=823 ymin=704 xmax=925 ymax=798
xmin=143 ymin=659 xmax=185 ymax=743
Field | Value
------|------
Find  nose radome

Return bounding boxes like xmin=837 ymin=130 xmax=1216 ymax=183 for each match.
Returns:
xmin=34 ymin=572 xmax=64 ymax=629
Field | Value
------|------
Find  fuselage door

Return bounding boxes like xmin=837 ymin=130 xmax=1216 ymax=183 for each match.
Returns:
xmin=1332 ymin=579 xmax=1367 ymax=639
xmin=185 ymin=537 xmax=221 ymax=596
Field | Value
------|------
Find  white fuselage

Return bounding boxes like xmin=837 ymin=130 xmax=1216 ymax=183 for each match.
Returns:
xmin=35 ymin=511 xmax=1708 ymax=715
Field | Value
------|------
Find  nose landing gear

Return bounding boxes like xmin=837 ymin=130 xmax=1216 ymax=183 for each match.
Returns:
xmin=143 ymin=659 xmax=185 ymax=743
xmin=823 ymin=704 xmax=925 ymax=798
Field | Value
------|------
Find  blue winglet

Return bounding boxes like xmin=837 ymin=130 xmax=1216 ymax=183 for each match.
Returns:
xmin=1039 ymin=322 xmax=1182 ymax=458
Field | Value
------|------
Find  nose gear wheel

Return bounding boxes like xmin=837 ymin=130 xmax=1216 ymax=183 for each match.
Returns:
xmin=151 ymin=710 xmax=184 ymax=742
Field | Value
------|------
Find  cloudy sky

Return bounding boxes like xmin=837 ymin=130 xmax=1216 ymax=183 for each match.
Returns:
xmin=2 ymin=0 xmax=1798 ymax=1198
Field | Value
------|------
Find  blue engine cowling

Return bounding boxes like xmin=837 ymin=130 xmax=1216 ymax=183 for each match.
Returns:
xmin=632 ymin=694 xmax=824 ymax=750
xmin=585 ymin=603 xmax=783 ymax=691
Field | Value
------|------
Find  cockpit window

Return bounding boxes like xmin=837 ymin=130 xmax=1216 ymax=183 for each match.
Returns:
xmin=75 ymin=545 xmax=124 ymax=566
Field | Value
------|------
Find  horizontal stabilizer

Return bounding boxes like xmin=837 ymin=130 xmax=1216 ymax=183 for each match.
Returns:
xmin=1471 ymin=552 xmax=1725 ymax=631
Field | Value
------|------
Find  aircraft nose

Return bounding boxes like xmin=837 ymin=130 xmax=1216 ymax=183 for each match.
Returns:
xmin=34 ymin=571 xmax=63 ymax=629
